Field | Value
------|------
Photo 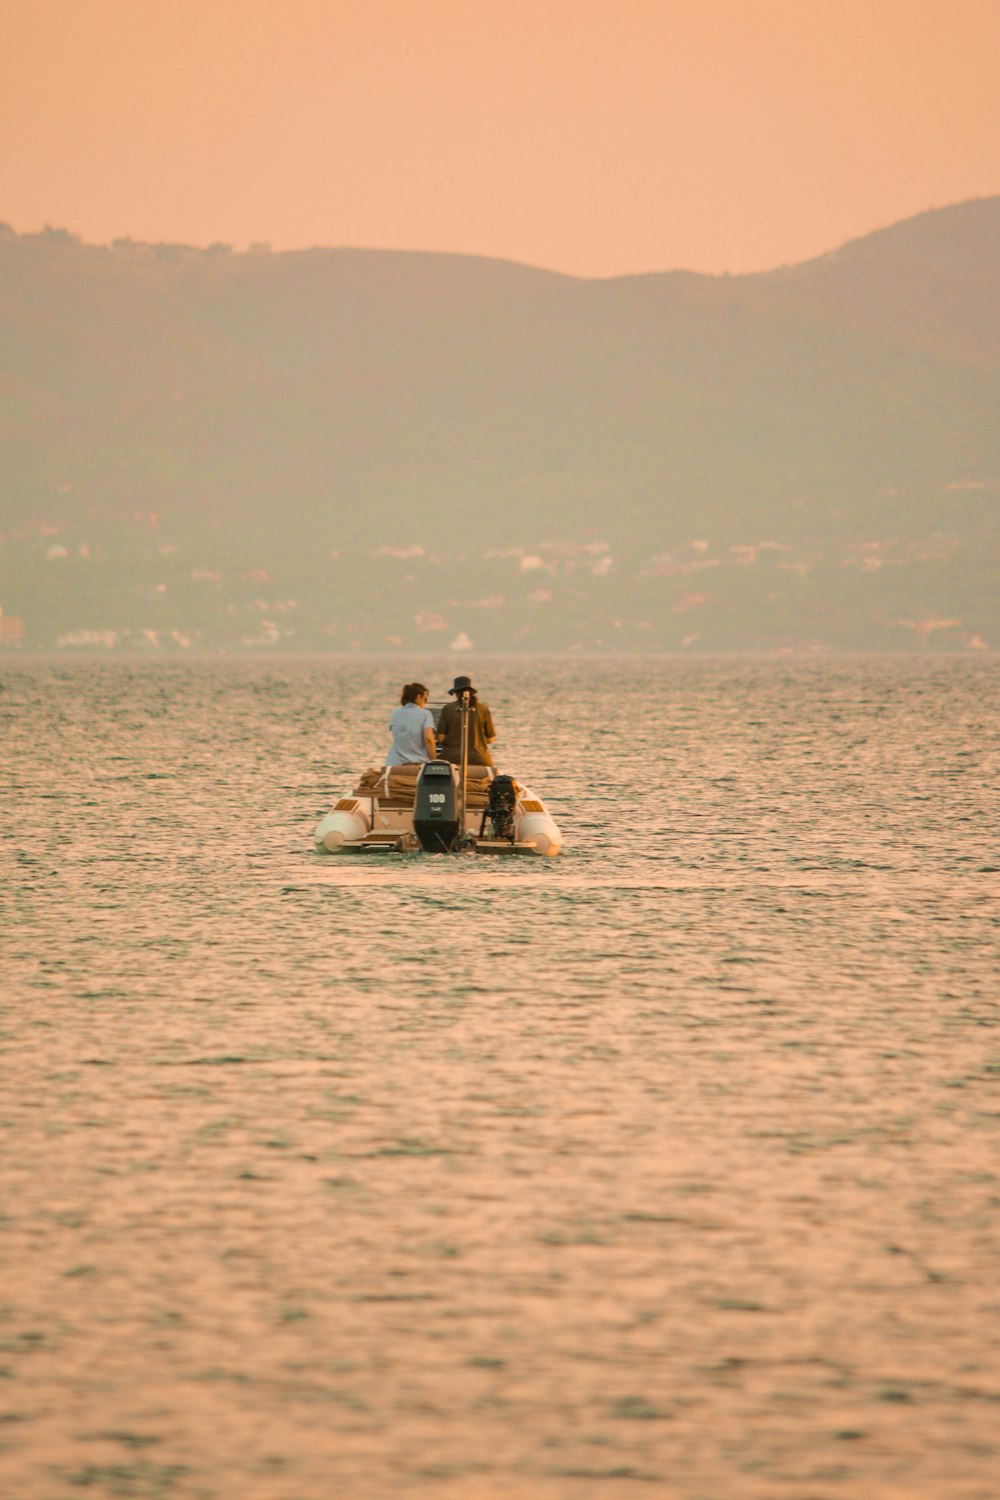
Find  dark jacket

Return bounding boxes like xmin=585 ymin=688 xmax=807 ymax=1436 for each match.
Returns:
xmin=436 ymin=699 xmax=496 ymax=767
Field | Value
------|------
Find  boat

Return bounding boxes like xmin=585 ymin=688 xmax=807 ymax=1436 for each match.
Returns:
xmin=314 ymin=760 xmax=562 ymax=857
xmin=315 ymin=689 xmax=562 ymax=857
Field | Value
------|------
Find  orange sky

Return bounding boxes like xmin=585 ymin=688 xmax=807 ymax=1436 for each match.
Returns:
xmin=2 ymin=0 xmax=998 ymax=277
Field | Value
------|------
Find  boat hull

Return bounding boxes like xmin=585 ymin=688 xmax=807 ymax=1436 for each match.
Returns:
xmin=314 ymin=765 xmax=562 ymax=857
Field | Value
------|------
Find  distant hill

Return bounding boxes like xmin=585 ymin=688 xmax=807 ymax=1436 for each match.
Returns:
xmin=1 ymin=201 xmax=998 ymax=653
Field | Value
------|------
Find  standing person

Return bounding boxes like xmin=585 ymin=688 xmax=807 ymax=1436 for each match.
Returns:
xmin=386 ymin=683 xmax=437 ymax=766
xmin=436 ymin=675 xmax=496 ymax=767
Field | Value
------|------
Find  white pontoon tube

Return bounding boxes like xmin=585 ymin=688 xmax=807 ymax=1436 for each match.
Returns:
xmin=314 ymin=798 xmax=372 ymax=852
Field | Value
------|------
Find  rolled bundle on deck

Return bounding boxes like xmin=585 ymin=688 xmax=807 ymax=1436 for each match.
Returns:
xmin=352 ymin=764 xmax=421 ymax=801
xmin=352 ymin=764 xmax=500 ymax=809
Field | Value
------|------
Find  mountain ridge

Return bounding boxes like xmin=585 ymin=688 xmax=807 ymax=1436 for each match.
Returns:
xmin=1 ymin=199 xmax=997 ymax=652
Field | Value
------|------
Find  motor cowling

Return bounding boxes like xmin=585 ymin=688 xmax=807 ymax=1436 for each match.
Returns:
xmin=414 ymin=762 xmax=461 ymax=852
xmin=488 ymin=774 xmax=518 ymax=841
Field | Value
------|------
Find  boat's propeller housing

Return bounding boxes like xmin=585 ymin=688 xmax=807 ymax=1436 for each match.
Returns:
xmin=487 ymin=774 xmax=518 ymax=841
xmin=413 ymin=762 xmax=461 ymax=852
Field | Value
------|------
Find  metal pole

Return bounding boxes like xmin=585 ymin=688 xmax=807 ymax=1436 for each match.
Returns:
xmin=458 ymin=689 xmax=470 ymax=847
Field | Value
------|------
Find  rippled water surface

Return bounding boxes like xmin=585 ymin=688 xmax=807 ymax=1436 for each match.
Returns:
xmin=2 ymin=656 xmax=999 ymax=1499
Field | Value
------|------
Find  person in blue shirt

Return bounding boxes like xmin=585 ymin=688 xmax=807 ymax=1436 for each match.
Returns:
xmin=386 ymin=683 xmax=437 ymax=766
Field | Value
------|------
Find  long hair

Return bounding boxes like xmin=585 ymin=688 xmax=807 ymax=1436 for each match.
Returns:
xmin=400 ymin=682 xmax=428 ymax=705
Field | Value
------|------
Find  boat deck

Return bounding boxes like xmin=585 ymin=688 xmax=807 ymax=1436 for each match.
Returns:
xmin=340 ymin=833 xmax=541 ymax=856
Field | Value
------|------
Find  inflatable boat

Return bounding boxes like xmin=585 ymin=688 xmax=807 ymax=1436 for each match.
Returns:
xmin=314 ymin=761 xmax=562 ymax=857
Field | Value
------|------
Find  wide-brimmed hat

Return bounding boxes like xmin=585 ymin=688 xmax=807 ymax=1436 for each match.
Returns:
xmin=448 ymin=675 xmax=476 ymax=695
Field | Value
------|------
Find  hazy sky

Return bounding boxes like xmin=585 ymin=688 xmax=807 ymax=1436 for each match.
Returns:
xmin=3 ymin=0 xmax=998 ymax=277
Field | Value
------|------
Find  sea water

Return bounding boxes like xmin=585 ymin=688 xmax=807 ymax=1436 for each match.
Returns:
xmin=2 ymin=656 xmax=998 ymax=1499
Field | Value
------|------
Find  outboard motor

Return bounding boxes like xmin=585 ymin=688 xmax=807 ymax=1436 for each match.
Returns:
xmin=487 ymin=774 xmax=518 ymax=842
xmin=414 ymin=762 xmax=461 ymax=852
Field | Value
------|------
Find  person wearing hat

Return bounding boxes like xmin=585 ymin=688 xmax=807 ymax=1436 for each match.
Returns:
xmin=435 ymin=675 xmax=496 ymax=768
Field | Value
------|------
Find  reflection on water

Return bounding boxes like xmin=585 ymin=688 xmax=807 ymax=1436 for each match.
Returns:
xmin=2 ymin=656 xmax=998 ymax=1498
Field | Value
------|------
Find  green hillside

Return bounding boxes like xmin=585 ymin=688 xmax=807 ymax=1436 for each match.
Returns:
xmin=1 ymin=202 xmax=998 ymax=652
